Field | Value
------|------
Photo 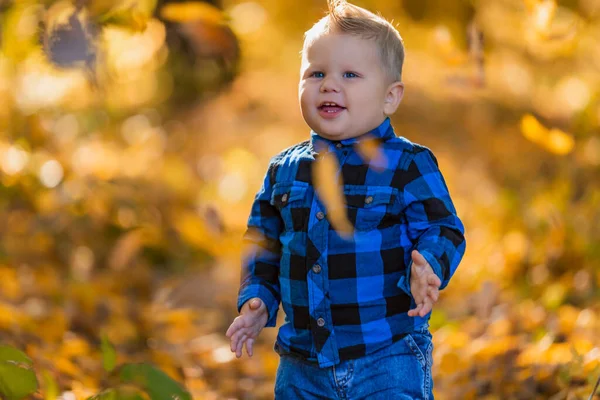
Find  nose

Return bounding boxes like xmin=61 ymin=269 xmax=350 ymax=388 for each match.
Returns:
xmin=320 ymin=75 xmax=340 ymax=93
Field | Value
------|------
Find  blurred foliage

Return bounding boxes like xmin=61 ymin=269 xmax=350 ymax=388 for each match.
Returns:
xmin=0 ymin=0 xmax=599 ymax=399
xmin=0 ymin=344 xmax=38 ymax=400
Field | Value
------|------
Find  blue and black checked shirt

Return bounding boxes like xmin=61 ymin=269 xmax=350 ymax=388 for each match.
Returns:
xmin=237 ymin=118 xmax=466 ymax=368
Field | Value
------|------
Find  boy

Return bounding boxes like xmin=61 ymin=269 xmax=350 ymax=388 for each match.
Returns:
xmin=226 ymin=0 xmax=466 ymax=398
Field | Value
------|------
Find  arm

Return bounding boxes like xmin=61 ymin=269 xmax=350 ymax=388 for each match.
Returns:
xmin=237 ymin=162 xmax=283 ymax=327
xmin=397 ymin=148 xmax=466 ymax=295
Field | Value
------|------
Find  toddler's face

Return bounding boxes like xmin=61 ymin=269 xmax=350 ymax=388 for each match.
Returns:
xmin=299 ymin=33 xmax=400 ymax=141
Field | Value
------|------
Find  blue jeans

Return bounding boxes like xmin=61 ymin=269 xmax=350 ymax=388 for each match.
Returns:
xmin=274 ymin=325 xmax=434 ymax=399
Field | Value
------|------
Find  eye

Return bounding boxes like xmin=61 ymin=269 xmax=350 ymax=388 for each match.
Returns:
xmin=310 ymin=71 xmax=324 ymax=78
xmin=343 ymin=72 xmax=358 ymax=78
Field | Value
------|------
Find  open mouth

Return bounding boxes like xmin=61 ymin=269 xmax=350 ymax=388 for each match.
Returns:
xmin=318 ymin=101 xmax=346 ymax=113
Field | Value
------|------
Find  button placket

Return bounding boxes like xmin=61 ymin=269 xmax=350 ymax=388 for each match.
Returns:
xmin=308 ymin=148 xmax=341 ymax=365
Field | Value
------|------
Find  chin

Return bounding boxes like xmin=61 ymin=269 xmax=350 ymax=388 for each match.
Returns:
xmin=317 ymin=129 xmax=346 ymax=140
xmin=312 ymin=122 xmax=347 ymax=139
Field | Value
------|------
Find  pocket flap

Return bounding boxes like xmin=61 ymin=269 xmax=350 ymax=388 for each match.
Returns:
xmin=344 ymin=185 xmax=397 ymax=208
xmin=271 ymin=183 xmax=309 ymax=207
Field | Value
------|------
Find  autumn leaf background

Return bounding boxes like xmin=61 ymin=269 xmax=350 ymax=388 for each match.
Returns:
xmin=0 ymin=0 xmax=599 ymax=399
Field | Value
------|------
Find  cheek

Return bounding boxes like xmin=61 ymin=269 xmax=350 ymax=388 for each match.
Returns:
xmin=299 ymin=88 xmax=314 ymax=111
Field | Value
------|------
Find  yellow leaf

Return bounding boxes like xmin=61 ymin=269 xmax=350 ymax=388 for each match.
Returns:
xmin=104 ymin=10 xmax=149 ymax=32
xmin=92 ymin=0 xmax=157 ymax=32
xmin=0 ymin=302 xmax=26 ymax=329
xmin=173 ymin=210 xmax=211 ymax=247
xmin=355 ymin=138 xmax=387 ymax=171
xmin=160 ymin=2 xmax=225 ymax=25
xmin=557 ymin=305 xmax=579 ymax=335
xmin=1 ymin=2 xmax=42 ymax=62
xmin=523 ymin=0 xmax=542 ymax=12
xmin=583 ymin=348 xmax=600 ymax=374
xmin=546 ymin=128 xmax=575 ymax=155
xmin=60 ymin=336 xmax=90 ymax=358
xmin=520 ymin=113 xmax=547 ymax=144
xmin=55 ymin=357 xmax=80 ymax=377
xmin=532 ymin=0 xmax=557 ymax=33
xmin=488 ymin=318 xmax=512 ymax=337
xmin=87 ymin=0 xmax=123 ymax=17
xmin=545 ymin=343 xmax=574 ymax=363
xmin=571 ymin=337 xmax=594 ymax=355
xmin=312 ymin=153 xmax=353 ymax=237
xmin=105 ymin=316 xmax=138 ymax=345
xmin=520 ymin=114 xmax=575 ymax=155
xmin=108 ymin=229 xmax=144 ymax=271
xmin=502 ymin=230 xmax=528 ymax=264
xmin=541 ymin=282 xmax=566 ymax=310
xmin=155 ymin=308 xmax=197 ymax=325
xmin=28 ymin=311 xmax=67 ymax=343
xmin=0 ymin=266 xmax=22 ymax=300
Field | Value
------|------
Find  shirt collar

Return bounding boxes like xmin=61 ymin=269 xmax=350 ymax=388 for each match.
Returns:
xmin=310 ymin=117 xmax=395 ymax=154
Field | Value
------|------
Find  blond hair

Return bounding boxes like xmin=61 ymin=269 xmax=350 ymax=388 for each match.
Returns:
xmin=303 ymin=0 xmax=405 ymax=82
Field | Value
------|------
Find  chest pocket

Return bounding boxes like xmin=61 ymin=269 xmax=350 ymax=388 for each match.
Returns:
xmin=344 ymin=185 xmax=398 ymax=231
xmin=270 ymin=183 xmax=310 ymax=232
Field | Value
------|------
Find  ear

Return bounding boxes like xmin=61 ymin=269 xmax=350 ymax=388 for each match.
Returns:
xmin=383 ymin=81 xmax=404 ymax=115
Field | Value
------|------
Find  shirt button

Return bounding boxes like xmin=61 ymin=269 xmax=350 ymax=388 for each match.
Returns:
xmin=365 ymin=196 xmax=373 ymax=204
xmin=335 ymin=143 xmax=342 ymax=149
xmin=281 ymin=193 xmax=288 ymax=202
xmin=317 ymin=318 xmax=325 ymax=327
xmin=316 ymin=211 xmax=325 ymax=220
xmin=312 ymin=264 xmax=321 ymax=273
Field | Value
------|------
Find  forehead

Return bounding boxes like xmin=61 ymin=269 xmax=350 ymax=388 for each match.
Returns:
xmin=302 ymin=33 xmax=382 ymax=67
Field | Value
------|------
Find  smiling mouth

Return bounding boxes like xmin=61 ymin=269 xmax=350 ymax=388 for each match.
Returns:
xmin=318 ymin=102 xmax=346 ymax=113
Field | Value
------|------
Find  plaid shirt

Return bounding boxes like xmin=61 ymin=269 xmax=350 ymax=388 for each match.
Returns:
xmin=237 ymin=118 xmax=466 ymax=368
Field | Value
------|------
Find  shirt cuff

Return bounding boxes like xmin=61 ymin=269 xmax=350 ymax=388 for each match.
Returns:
xmin=397 ymin=266 xmax=412 ymax=297
xmin=237 ymin=284 xmax=280 ymax=327
xmin=418 ymin=250 xmax=444 ymax=283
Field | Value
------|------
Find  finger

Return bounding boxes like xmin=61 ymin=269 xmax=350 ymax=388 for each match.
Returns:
xmin=427 ymin=286 xmax=439 ymax=302
xmin=246 ymin=338 xmax=255 ymax=357
xmin=419 ymin=298 xmax=433 ymax=317
xmin=226 ymin=316 xmax=246 ymax=337
xmin=411 ymin=250 xmax=428 ymax=268
xmin=249 ymin=298 xmax=262 ymax=311
xmin=236 ymin=334 xmax=248 ymax=358
xmin=230 ymin=327 xmax=247 ymax=352
xmin=427 ymin=273 xmax=441 ymax=288
xmin=226 ymin=323 xmax=235 ymax=338
xmin=408 ymin=303 xmax=422 ymax=317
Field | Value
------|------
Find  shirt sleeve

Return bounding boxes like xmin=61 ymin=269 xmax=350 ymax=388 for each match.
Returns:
xmin=396 ymin=148 xmax=466 ymax=295
xmin=237 ymin=161 xmax=283 ymax=327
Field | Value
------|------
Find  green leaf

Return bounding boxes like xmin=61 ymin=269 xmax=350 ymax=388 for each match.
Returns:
xmin=0 ymin=346 xmax=33 ymax=366
xmin=87 ymin=387 xmax=148 ymax=400
xmin=101 ymin=335 xmax=117 ymax=373
xmin=0 ymin=346 xmax=38 ymax=400
xmin=119 ymin=364 xmax=191 ymax=400
xmin=42 ymin=371 xmax=59 ymax=400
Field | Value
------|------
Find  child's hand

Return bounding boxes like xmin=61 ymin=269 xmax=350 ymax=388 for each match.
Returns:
xmin=408 ymin=250 xmax=441 ymax=317
xmin=226 ymin=298 xmax=268 ymax=358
